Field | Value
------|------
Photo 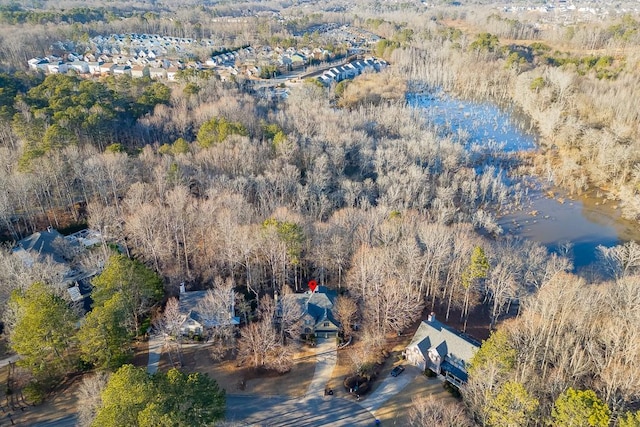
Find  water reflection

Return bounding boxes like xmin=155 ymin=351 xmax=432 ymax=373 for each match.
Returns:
xmin=409 ymin=92 xmax=639 ymax=269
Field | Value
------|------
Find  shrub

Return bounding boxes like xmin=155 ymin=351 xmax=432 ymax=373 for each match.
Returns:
xmin=443 ymin=381 xmax=462 ymax=399
xmin=23 ymin=381 xmax=45 ymax=405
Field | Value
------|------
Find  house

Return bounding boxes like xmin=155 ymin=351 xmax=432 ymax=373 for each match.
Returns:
xmin=166 ymin=67 xmax=179 ymax=81
xmin=13 ymin=227 xmax=103 ymax=309
xmin=99 ymin=62 xmax=116 ymax=75
xmin=291 ymin=53 xmax=306 ymax=65
xmin=149 ymin=67 xmax=167 ymax=79
xmin=87 ymin=61 xmax=103 ymax=75
xmin=176 ymin=284 xmax=240 ymax=337
xmin=13 ymin=226 xmax=69 ymax=268
xmin=27 ymin=57 xmax=49 ymax=72
xmin=404 ymin=313 xmax=480 ymax=388
xmin=113 ymin=65 xmax=132 ymax=76
xmin=131 ymin=65 xmax=150 ymax=78
xmin=292 ymin=286 xmax=340 ymax=338
xmin=46 ymin=61 xmax=68 ymax=74
xmin=67 ymin=61 xmax=89 ymax=74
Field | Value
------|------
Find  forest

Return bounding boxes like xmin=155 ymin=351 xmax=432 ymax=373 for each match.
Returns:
xmin=0 ymin=0 xmax=639 ymax=426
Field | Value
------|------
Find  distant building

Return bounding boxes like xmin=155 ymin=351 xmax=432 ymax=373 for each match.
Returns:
xmin=131 ymin=65 xmax=150 ymax=78
xmin=149 ymin=67 xmax=167 ymax=79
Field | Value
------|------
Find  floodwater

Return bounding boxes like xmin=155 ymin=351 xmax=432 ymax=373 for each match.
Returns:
xmin=409 ymin=92 xmax=640 ymax=269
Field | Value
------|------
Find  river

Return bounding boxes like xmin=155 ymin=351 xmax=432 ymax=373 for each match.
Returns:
xmin=409 ymin=92 xmax=640 ymax=270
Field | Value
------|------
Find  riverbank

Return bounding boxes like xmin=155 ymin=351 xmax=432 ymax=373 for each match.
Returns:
xmin=409 ymin=90 xmax=640 ymax=269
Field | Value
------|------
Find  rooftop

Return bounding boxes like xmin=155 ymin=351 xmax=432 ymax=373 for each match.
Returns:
xmin=408 ymin=316 xmax=480 ymax=369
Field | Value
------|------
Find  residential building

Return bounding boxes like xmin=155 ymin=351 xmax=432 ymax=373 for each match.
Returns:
xmin=176 ymin=284 xmax=240 ymax=337
xmin=292 ymin=286 xmax=340 ymax=338
xmin=404 ymin=313 xmax=480 ymax=388
xmin=13 ymin=227 xmax=103 ymax=310
xmin=131 ymin=65 xmax=150 ymax=78
xmin=149 ymin=67 xmax=167 ymax=79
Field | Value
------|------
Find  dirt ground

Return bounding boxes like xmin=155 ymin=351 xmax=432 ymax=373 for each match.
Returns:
xmin=374 ymin=375 xmax=461 ymax=426
xmin=165 ymin=342 xmax=317 ymax=398
xmin=0 ymin=365 xmax=82 ymax=427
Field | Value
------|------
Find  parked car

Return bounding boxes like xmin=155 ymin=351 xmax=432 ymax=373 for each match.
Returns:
xmin=390 ymin=365 xmax=405 ymax=377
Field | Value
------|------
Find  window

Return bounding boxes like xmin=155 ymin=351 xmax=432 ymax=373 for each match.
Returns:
xmin=323 ymin=322 xmax=330 ymax=327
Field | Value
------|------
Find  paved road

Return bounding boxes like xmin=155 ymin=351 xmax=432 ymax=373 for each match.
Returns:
xmin=304 ymin=338 xmax=337 ymax=398
xmin=226 ymin=395 xmax=376 ymax=426
xmin=358 ymin=365 xmax=420 ymax=413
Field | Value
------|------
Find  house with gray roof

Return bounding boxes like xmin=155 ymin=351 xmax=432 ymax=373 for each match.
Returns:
xmin=13 ymin=227 xmax=69 ymax=267
xmin=13 ymin=227 xmax=103 ymax=309
xmin=177 ymin=285 xmax=240 ymax=337
xmin=292 ymin=286 xmax=340 ymax=339
xmin=405 ymin=313 xmax=480 ymax=388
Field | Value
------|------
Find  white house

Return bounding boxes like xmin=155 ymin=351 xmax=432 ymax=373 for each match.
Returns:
xmin=149 ymin=67 xmax=167 ymax=79
xmin=113 ymin=65 xmax=132 ymax=76
xmin=67 ymin=61 xmax=89 ymax=74
xmin=405 ymin=313 xmax=480 ymax=388
xmin=131 ymin=65 xmax=150 ymax=78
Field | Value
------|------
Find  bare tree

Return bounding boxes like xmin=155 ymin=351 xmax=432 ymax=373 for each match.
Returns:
xmin=277 ymin=286 xmax=303 ymax=343
xmin=409 ymin=395 xmax=472 ymax=427
xmin=237 ymin=318 xmax=293 ymax=373
xmin=597 ymin=241 xmax=640 ymax=279
xmin=153 ymin=297 xmax=184 ymax=366
xmin=236 ymin=295 xmax=295 ymax=372
xmin=197 ymin=277 xmax=238 ymax=360
xmin=345 ymin=325 xmax=386 ymax=376
xmin=77 ymin=371 xmax=109 ymax=427
xmin=334 ymin=295 xmax=358 ymax=341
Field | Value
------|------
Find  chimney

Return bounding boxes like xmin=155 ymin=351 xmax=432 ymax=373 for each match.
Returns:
xmin=179 ymin=282 xmax=186 ymax=294
xmin=428 ymin=312 xmax=436 ymax=323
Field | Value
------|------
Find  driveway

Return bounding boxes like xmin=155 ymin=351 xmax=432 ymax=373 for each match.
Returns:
xmin=358 ymin=364 xmax=420 ymax=413
xmin=0 ymin=354 xmax=20 ymax=369
xmin=31 ymin=415 xmax=78 ymax=427
xmin=304 ymin=338 xmax=337 ymax=398
xmin=226 ymin=339 xmax=380 ymax=426
xmin=147 ymin=334 xmax=163 ymax=374
xmin=225 ymin=341 xmax=421 ymax=425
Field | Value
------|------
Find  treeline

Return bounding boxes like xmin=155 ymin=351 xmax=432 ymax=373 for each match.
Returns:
xmin=464 ymin=267 xmax=640 ymax=425
xmin=3 ymin=74 xmax=171 ymax=168
xmin=0 ymin=61 xmax=579 ymax=421
xmin=0 ymin=5 xmax=118 ymax=25
xmin=3 ymin=254 xmax=226 ymax=426
xmin=4 ymin=255 xmax=162 ymax=399
xmin=0 ymin=71 xmax=521 ymax=241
